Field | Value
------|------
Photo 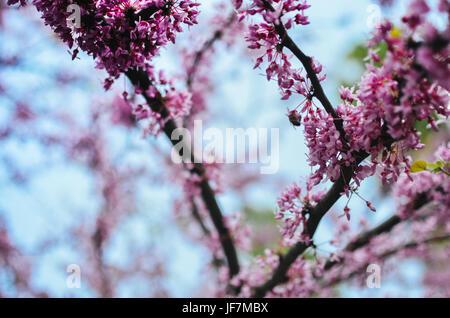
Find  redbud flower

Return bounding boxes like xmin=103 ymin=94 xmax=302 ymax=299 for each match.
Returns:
xmin=366 ymin=201 xmax=377 ymax=212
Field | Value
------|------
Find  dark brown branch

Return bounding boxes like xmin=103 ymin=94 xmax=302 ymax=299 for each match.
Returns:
xmin=136 ymin=6 xmax=161 ymax=20
xmin=261 ymin=0 xmax=346 ymax=140
xmin=277 ymin=30 xmax=342 ymax=132
xmin=252 ymin=1 xmax=397 ymax=297
xmin=323 ymin=234 xmax=450 ymax=288
xmin=125 ymin=68 xmax=240 ymax=277
xmin=324 ymin=195 xmax=434 ymax=271
xmin=190 ymin=198 xmax=226 ymax=268
xmin=253 ymin=152 xmax=367 ymax=297
xmin=325 ymin=215 xmax=401 ymax=271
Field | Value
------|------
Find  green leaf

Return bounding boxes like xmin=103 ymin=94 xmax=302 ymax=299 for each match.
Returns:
xmin=411 ymin=159 xmax=450 ymax=176
xmin=411 ymin=160 xmax=428 ymax=173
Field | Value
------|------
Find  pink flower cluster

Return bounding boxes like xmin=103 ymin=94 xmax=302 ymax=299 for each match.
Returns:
xmin=228 ymin=249 xmax=280 ymax=297
xmin=337 ymin=2 xmax=449 ymax=184
xmin=27 ymin=0 xmax=200 ymax=89
xmin=254 ymin=144 xmax=449 ymax=297
xmin=242 ymin=0 xmax=448 ymax=194
xmin=275 ymin=182 xmax=325 ymax=244
xmin=322 ymin=145 xmax=450 ymax=291
xmin=229 ymin=249 xmax=335 ymax=297
xmin=303 ymin=0 xmax=448 ymax=189
xmin=423 ymin=242 xmax=450 ymax=297
xmin=302 ymin=105 xmax=348 ymax=189
xmin=110 ymin=74 xmax=193 ymax=135
xmin=394 ymin=143 xmax=450 ymax=219
xmin=111 ymin=93 xmax=136 ymax=127
xmin=239 ymin=1 xmax=321 ymax=101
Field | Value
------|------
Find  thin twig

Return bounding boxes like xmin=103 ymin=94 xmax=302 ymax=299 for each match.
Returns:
xmin=324 ymin=195 xmax=435 ymax=272
xmin=187 ymin=13 xmax=236 ymax=88
xmin=323 ymin=234 xmax=450 ymax=289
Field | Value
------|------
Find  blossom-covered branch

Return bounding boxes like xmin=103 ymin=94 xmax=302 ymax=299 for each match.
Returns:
xmin=126 ymin=68 xmax=240 ymax=277
xmin=324 ymin=234 xmax=450 ymax=289
xmin=251 ymin=155 xmax=366 ymax=297
xmin=257 ymin=0 xmax=345 ymax=138
xmin=233 ymin=0 xmax=449 ymax=297
xmin=9 ymin=0 xmax=241 ymax=278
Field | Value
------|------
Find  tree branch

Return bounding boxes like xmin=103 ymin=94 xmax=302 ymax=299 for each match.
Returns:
xmin=190 ymin=198 xmax=226 ymax=268
xmin=260 ymin=0 xmax=346 ymax=140
xmin=125 ymin=68 xmax=240 ymax=277
xmin=324 ymin=196 xmax=435 ymax=272
xmin=253 ymin=152 xmax=367 ymax=297
xmin=251 ymin=1 xmax=397 ymax=296
xmin=323 ymin=234 xmax=450 ymax=289
xmin=186 ymin=12 xmax=236 ymax=88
